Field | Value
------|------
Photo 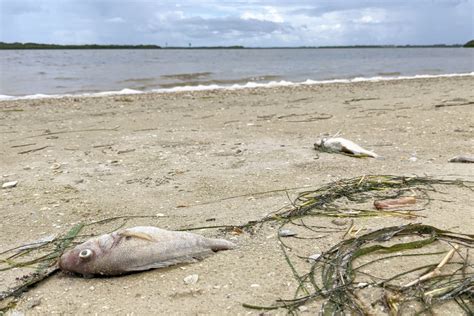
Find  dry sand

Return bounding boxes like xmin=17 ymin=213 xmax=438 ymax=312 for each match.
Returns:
xmin=1 ymin=76 xmax=473 ymax=315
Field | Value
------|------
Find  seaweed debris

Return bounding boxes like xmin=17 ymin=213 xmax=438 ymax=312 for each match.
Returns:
xmin=241 ymin=175 xmax=473 ymax=314
xmin=1 ymin=175 xmax=472 ymax=314
xmin=266 ymin=175 xmax=472 ymax=220
xmin=0 ymin=223 xmax=83 ymax=311
xmin=244 ymin=223 xmax=474 ymax=314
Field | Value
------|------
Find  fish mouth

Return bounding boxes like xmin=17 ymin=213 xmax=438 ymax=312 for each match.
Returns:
xmin=58 ymin=252 xmax=70 ymax=271
xmin=313 ymin=138 xmax=325 ymax=148
xmin=58 ymin=249 xmax=79 ymax=273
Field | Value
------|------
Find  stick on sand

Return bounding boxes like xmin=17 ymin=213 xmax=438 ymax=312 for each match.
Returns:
xmin=403 ymin=244 xmax=459 ymax=288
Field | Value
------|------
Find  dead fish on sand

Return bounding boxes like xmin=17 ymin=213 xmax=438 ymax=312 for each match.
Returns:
xmin=449 ymin=155 xmax=474 ymax=163
xmin=374 ymin=196 xmax=416 ymax=210
xmin=314 ymin=137 xmax=380 ymax=158
xmin=59 ymin=226 xmax=235 ymax=276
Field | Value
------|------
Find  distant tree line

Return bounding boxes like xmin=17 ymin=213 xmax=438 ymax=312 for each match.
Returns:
xmin=0 ymin=41 xmax=472 ymax=49
xmin=0 ymin=42 xmax=161 ymax=49
xmin=317 ymin=44 xmax=464 ymax=48
xmin=0 ymin=42 xmax=246 ymax=49
xmin=464 ymin=40 xmax=474 ymax=47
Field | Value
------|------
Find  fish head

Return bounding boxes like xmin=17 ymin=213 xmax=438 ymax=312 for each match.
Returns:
xmin=313 ymin=138 xmax=326 ymax=148
xmin=59 ymin=236 xmax=111 ymax=276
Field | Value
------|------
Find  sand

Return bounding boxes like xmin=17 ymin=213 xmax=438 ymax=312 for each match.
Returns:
xmin=1 ymin=76 xmax=473 ymax=315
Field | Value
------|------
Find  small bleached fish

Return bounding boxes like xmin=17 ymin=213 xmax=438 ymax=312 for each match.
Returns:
xmin=314 ymin=137 xmax=380 ymax=158
xmin=449 ymin=155 xmax=474 ymax=163
xmin=374 ymin=196 xmax=416 ymax=210
xmin=59 ymin=226 xmax=235 ymax=277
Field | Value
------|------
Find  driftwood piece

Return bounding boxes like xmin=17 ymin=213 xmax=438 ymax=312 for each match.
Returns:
xmin=17 ymin=145 xmax=49 ymax=155
xmin=434 ymin=101 xmax=474 ymax=108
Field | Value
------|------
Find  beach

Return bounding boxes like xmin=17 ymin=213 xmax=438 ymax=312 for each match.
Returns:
xmin=1 ymin=75 xmax=473 ymax=314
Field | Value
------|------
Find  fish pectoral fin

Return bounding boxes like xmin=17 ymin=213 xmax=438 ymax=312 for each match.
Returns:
xmin=125 ymin=250 xmax=214 ymax=272
xmin=340 ymin=145 xmax=356 ymax=155
xmin=340 ymin=146 xmax=375 ymax=158
xmin=118 ymin=230 xmax=154 ymax=242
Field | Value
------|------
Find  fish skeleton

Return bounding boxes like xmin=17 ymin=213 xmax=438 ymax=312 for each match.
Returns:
xmin=314 ymin=137 xmax=379 ymax=158
xmin=59 ymin=226 xmax=235 ymax=276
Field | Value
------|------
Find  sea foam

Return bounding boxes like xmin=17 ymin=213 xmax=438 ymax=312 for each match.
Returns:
xmin=1 ymin=72 xmax=473 ymax=101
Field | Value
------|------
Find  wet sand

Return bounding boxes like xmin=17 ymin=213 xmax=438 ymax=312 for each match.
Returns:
xmin=1 ymin=76 xmax=473 ymax=315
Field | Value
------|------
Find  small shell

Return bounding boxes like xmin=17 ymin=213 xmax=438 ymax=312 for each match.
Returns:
xmin=298 ymin=306 xmax=309 ymax=312
xmin=308 ymin=254 xmax=321 ymax=262
xmin=2 ymin=181 xmax=18 ymax=189
xmin=278 ymin=229 xmax=297 ymax=237
xmin=183 ymin=274 xmax=199 ymax=285
xmin=331 ymin=219 xmax=348 ymax=226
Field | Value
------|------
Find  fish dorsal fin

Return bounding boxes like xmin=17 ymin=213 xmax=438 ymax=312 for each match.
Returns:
xmin=118 ymin=230 xmax=154 ymax=242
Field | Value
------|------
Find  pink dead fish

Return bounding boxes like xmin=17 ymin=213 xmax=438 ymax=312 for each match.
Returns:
xmin=59 ymin=226 xmax=235 ymax=277
xmin=314 ymin=137 xmax=380 ymax=158
xmin=374 ymin=196 xmax=416 ymax=210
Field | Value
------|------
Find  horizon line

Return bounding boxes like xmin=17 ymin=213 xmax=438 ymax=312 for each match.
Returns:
xmin=0 ymin=41 xmax=471 ymax=49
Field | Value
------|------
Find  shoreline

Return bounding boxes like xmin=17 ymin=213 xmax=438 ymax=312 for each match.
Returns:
xmin=1 ymin=75 xmax=473 ymax=315
xmin=1 ymin=71 xmax=473 ymax=101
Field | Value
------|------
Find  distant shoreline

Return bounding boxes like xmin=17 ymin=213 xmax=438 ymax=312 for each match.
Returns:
xmin=0 ymin=42 xmax=470 ymax=50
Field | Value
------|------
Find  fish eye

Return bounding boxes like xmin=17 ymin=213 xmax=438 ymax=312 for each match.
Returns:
xmin=79 ymin=249 xmax=93 ymax=259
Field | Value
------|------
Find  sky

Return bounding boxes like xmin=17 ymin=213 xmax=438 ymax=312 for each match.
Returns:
xmin=0 ymin=0 xmax=473 ymax=47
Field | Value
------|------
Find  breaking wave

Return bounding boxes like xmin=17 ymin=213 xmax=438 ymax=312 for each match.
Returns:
xmin=1 ymin=72 xmax=473 ymax=101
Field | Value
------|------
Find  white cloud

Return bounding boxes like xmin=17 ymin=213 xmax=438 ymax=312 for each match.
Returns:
xmin=241 ymin=6 xmax=284 ymax=22
xmin=106 ymin=17 xmax=125 ymax=23
xmin=0 ymin=0 xmax=472 ymax=46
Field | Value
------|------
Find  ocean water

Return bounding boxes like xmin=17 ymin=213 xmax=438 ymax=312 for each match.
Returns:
xmin=0 ymin=48 xmax=473 ymax=99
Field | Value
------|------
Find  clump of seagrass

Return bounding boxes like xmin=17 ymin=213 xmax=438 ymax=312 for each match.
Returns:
xmin=269 ymin=175 xmax=473 ymax=220
xmin=244 ymin=224 xmax=474 ymax=314
xmin=0 ymin=223 xmax=83 ymax=311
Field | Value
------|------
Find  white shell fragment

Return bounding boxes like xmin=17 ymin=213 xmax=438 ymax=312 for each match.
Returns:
xmin=17 ymin=235 xmax=56 ymax=251
xmin=308 ymin=254 xmax=321 ymax=262
xmin=278 ymin=229 xmax=297 ymax=237
xmin=2 ymin=181 xmax=18 ymax=189
xmin=314 ymin=137 xmax=379 ymax=158
xmin=356 ymin=282 xmax=369 ymax=288
xmin=183 ymin=274 xmax=199 ymax=285
xmin=331 ymin=219 xmax=348 ymax=226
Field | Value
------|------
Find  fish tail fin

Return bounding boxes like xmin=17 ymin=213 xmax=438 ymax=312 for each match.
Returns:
xmin=363 ymin=151 xmax=380 ymax=159
xmin=206 ymin=238 xmax=236 ymax=251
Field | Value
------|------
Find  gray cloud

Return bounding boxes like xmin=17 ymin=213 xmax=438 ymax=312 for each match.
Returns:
xmin=290 ymin=0 xmax=469 ymax=16
xmin=0 ymin=0 xmax=472 ymax=46
xmin=0 ymin=0 xmax=43 ymax=15
xmin=147 ymin=16 xmax=292 ymax=39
